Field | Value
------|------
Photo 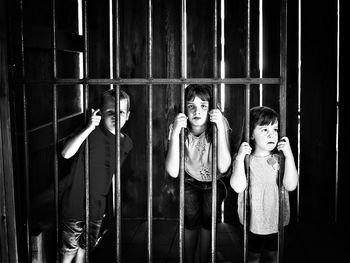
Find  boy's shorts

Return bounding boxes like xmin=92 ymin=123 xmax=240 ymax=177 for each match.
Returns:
xmin=248 ymin=231 xmax=278 ymax=253
xmin=60 ymin=219 xmax=102 ymax=256
xmin=184 ymin=174 xmax=227 ymax=230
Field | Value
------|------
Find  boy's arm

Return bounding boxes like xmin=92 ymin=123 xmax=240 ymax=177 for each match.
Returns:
xmin=277 ymin=137 xmax=299 ymax=191
xmin=165 ymin=113 xmax=187 ymax=178
xmin=61 ymin=109 xmax=101 ymax=159
xmin=230 ymin=142 xmax=251 ymax=193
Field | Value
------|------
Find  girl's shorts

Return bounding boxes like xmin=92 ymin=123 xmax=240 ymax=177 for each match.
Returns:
xmin=248 ymin=231 xmax=278 ymax=253
xmin=184 ymin=174 xmax=227 ymax=230
xmin=60 ymin=219 xmax=102 ymax=256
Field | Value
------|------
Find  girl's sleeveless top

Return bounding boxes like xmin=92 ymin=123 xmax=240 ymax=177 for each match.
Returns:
xmin=168 ymin=117 xmax=231 ymax=182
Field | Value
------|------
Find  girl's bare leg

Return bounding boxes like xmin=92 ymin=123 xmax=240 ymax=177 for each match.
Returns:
xmin=185 ymin=228 xmax=199 ymax=263
xmin=199 ymin=228 xmax=211 ymax=263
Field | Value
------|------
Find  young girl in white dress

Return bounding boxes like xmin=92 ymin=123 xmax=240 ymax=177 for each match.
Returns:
xmin=230 ymin=106 xmax=298 ymax=263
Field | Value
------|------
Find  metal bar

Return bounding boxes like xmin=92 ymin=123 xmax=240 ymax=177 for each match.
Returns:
xmin=243 ymin=0 xmax=251 ymax=262
xmin=51 ymin=0 xmax=60 ymax=261
xmin=147 ymin=0 xmax=153 ymax=262
xmin=19 ymin=0 xmax=31 ymax=261
xmin=115 ymin=86 xmax=121 ymax=263
xmin=113 ymin=0 xmax=122 ymax=261
xmin=278 ymin=0 xmax=287 ymax=262
xmin=82 ymin=0 xmax=90 ymax=261
xmin=115 ymin=0 xmax=120 ymax=79
xmin=335 ymin=0 xmax=340 ymax=223
xmin=21 ymin=77 xmax=281 ymax=85
xmin=211 ymin=0 xmax=218 ymax=262
xmin=179 ymin=1 xmax=187 ymax=262
xmin=296 ymin=0 xmax=301 ymax=223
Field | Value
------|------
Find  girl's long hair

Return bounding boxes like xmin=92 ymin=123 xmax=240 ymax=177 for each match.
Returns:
xmin=185 ymin=84 xmax=214 ymax=142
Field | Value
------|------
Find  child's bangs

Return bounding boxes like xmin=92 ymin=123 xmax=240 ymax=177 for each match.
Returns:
xmin=257 ymin=113 xmax=278 ymax=126
xmin=186 ymin=88 xmax=211 ymax=102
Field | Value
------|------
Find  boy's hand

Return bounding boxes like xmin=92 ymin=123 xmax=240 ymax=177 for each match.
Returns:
xmin=88 ymin=109 xmax=101 ymax=130
xmin=277 ymin=137 xmax=293 ymax=158
xmin=236 ymin=142 xmax=252 ymax=162
xmin=209 ymin=109 xmax=225 ymax=130
xmin=172 ymin=113 xmax=187 ymax=136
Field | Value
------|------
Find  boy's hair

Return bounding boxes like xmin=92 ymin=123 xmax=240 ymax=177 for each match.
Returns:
xmin=249 ymin=106 xmax=279 ymax=145
xmin=185 ymin=84 xmax=214 ymax=141
xmin=100 ymin=89 xmax=130 ymax=111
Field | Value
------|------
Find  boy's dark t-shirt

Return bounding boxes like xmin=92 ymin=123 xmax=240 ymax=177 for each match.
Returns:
xmin=61 ymin=125 xmax=133 ymax=221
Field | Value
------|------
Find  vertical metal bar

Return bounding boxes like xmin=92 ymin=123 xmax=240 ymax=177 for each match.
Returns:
xmin=51 ymin=0 xmax=59 ymax=261
xmin=19 ymin=0 xmax=31 ymax=261
xmin=113 ymin=0 xmax=122 ymax=262
xmin=296 ymin=0 xmax=301 ymax=223
xmin=335 ymin=0 xmax=340 ymax=223
xmin=243 ymin=0 xmax=251 ymax=262
xmin=147 ymin=0 xmax=153 ymax=262
xmin=180 ymin=0 xmax=187 ymax=262
xmin=278 ymin=0 xmax=287 ymax=262
xmin=211 ymin=0 xmax=218 ymax=262
xmin=114 ymin=86 xmax=121 ymax=263
xmin=82 ymin=0 xmax=90 ymax=261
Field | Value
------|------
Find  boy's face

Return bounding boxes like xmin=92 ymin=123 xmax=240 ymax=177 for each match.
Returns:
xmin=102 ymin=98 xmax=130 ymax=135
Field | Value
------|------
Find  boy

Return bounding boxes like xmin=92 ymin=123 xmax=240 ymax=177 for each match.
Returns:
xmin=60 ymin=89 xmax=133 ymax=263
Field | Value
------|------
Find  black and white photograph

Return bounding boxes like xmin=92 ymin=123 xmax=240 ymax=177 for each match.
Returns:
xmin=0 ymin=0 xmax=349 ymax=262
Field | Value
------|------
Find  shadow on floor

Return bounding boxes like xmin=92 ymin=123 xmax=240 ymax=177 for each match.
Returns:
xmin=91 ymin=219 xmax=349 ymax=263
xmin=91 ymin=219 xmax=243 ymax=263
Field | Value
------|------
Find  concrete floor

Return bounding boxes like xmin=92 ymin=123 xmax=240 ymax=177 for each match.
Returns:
xmin=90 ymin=219 xmax=349 ymax=263
xmin=91 ymin=219 xmax=243 ymax=263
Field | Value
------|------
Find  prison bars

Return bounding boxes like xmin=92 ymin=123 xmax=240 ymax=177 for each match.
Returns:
xmin=23 ymin=77 xmax=280 ymax=85
xmin=82 ymin=0 xmax=91 ymax=261
xmin=19 ymin=0 xmax=31 ymax=261
xmin=147 ymin=0 xmax=153 ymax=262
xmin=243 ymin=1 xmax=251 ymax=262
xmin=18 ymin=0 xmax=288 ymax=262
xmin=278 ymin=0 xmax=288 ymax=261
xmin=179 ymin=0 xmax=186 ymax=262
xmin=113 ymin=0 xmax=122 ymax=262
xmin=51 ymin=0 xmax=60 ymax=261
xmin=211 ymin=0 xmax=219 ymax=262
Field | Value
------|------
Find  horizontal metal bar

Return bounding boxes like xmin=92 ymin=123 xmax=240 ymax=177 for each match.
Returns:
xmin=26 ymin=112 xmax=83 ymax=133
xmin=20 ymin=77 xmax=281 ymax=85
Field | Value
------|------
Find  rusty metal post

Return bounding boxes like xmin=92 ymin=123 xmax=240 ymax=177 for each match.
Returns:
xmin=19 ymin=0 xmax=31 ymax=261
xmin=51 ymin=0 xmax=60 ymax=261
xmin=112 ymin=0 xmax=122 ymax=262
xmin=82 ymin=0 xmax=90 ymax=261
xmin=179 ymin=0 xmax=187 ymax=262
xmin=278 ymin=0 xmax=287 ymax=262
xmin=147 ymin=0 xmax=153 ymax=262
xmin=211 ymin=0 xmax=218 ymax=262
xmin=243 ymin=0 xmax=251 ymax=262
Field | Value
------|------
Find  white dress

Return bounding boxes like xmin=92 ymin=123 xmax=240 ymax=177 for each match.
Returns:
xmin=237 ymin=154 xmax=290 ymax=235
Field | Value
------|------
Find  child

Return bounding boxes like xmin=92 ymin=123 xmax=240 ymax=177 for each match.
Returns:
xmin=165 ymin=84 xmax=231 ymax=263
xmin=230 ymin=106 xmax=298 ymax=263
xmin=60 ymin=89 xmax=133 ymax=263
